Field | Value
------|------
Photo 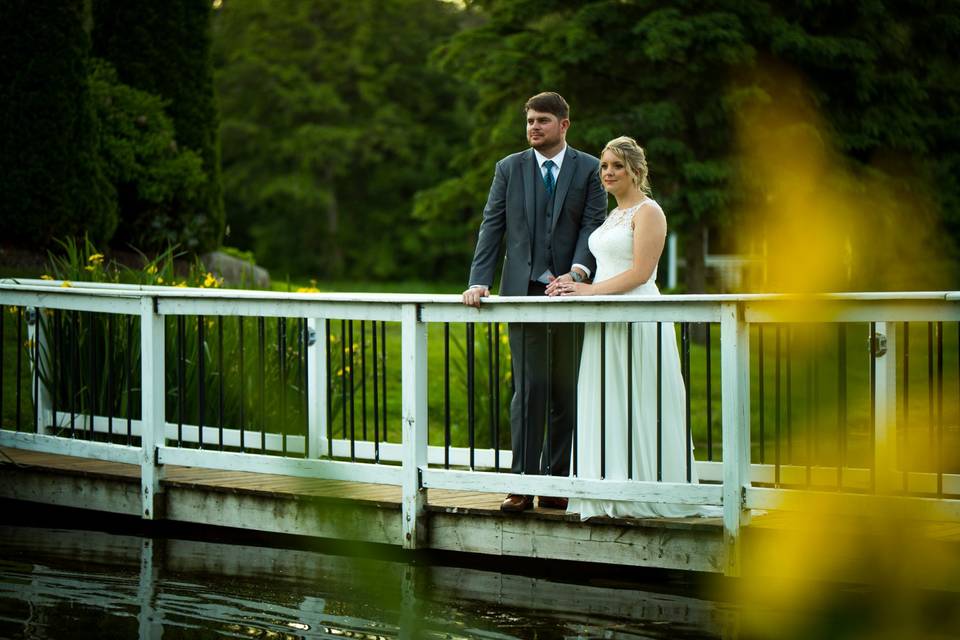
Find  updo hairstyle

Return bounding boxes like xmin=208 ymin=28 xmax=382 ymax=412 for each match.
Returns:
xmin=601 ymin=136 xmax=651 ymax=195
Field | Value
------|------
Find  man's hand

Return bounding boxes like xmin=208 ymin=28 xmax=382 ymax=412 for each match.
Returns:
xmin=462 ymin=286 xmax=490 ymax=307
xmin=545 ymin=273 xmax=572 ymax=297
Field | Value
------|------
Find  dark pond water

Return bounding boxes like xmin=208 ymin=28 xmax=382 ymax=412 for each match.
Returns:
xmin=0 ymin=506 xmax=739 ymax=639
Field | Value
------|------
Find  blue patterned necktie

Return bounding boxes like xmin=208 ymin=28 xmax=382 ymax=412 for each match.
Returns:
xmin=542 ymin=159 xmax=555 ymax=196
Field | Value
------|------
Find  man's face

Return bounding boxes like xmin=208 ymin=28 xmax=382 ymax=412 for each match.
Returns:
xmin=526 ymin=109 xmax=568 ymax=152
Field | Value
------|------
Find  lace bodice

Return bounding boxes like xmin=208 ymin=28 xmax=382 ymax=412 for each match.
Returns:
xmin=588 ymin=198 xmax=660 ymax=294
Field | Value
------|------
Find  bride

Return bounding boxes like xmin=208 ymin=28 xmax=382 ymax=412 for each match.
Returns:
xmin=546 ymin=136 xmax=715 ymax=520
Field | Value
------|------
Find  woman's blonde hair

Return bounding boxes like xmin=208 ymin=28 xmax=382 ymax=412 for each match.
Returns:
xmin=601 ymin=136 xmax=651 ymax=195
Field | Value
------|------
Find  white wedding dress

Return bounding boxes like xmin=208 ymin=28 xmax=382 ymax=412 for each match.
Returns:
xmin=567 ymin=199 xmax=718 ymax=520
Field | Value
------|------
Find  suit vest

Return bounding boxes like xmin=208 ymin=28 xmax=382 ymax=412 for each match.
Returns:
xmin=530 ymin=161 xmax=555 ymax=282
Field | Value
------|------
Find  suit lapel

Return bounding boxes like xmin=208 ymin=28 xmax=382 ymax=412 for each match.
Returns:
xmin=550 ymin=146 xmax=577 ymax=233
xmin=521 ymin=149 xmax=536 ymax=235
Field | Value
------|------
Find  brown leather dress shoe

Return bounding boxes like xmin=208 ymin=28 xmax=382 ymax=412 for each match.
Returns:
xmin=500 ymin=494 xmax=534 ymax=512
xmin=538 ymin=496 xmax=569 ymax=510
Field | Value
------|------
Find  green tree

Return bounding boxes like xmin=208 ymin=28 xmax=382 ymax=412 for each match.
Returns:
xmin=0 ymin=0 xmax=118 ymax=248
xmin=92 ymin=0 xmax=224 ymax=253
xmin=419 ymin=0 xmax=960 ymax=291
xmin=212 ymin=0 xmax=467 ymax=279
xmin=89 ymin=60 xmax=208 ymax=251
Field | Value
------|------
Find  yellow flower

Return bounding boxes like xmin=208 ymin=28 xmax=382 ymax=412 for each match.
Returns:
xmin=296 ymin=286 xmax=320 ymax=293
xmin=146 ymin=264 xmax=158 ymax=275
xmin=87 ymin=254 xmax=104 ymax=265
xmin=84 ymin=265 xmax=95 ymax=272
xmin=175 ymin=281 xmax=187 ymax=288
xmin=156 ymin=276 xmax=164 ymax=284
xmin=40 ymin=274 xmax=53 ymax=281
xmin=203 ymin=272 xmax=221 ymax=288
xmin=60 ymin=281 xmax=72 ymax=288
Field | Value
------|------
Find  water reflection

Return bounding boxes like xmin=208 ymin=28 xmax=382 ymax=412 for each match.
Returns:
xmin=0 ymin=523 xmax=735 ymax=639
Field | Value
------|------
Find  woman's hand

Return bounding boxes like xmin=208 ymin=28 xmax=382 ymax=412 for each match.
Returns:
xmin=557 ymin=281 xmax=592 ymax=296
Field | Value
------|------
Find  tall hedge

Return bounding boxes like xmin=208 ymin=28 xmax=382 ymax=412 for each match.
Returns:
xmin=92 ymin=0 xmax=224 ymax=253
xmin=0 ymin=0 xmax=118 ymax=248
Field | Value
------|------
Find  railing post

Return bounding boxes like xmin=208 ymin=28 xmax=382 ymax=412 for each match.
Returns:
xmin=720 ymin=301 xmax=751 ymax=576
xmin=140 ymin=297 xmax=166 ymax=520
xmin=874 ymin=321 xmax=897 ymax=493
xmin=28 ymin=307 xmax=53 ymax=432
xmin=307 ymin=318 xmax=327 ymax=458
xmin=401 ymin=304 xmax=428 ymax=549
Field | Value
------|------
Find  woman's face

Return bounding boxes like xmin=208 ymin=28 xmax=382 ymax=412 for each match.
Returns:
xmin=600 ymin=149 xmax=632 ymax=197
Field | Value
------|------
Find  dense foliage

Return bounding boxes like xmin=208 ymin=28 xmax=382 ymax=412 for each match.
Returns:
xmin=0 ymin=0 xmax=117 ymax=248
xmin=211 ymin=0 xmax=469 ymax=279
xmin=89 ymin=60 xmax=209 ymax=252
xmin=92 ymin=0 xmax=225 ymax=253
xmin=415 ymin=0 xmax=960 ymax=290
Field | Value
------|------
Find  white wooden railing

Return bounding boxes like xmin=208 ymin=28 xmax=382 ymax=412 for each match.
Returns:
xmin=2 ymin=279 xmax=959 ymax=576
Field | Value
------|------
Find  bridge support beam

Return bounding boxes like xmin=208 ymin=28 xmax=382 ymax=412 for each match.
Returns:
xmin=140 ymin=297 xmax=166 ymax=520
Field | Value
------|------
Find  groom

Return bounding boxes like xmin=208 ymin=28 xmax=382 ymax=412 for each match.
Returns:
xmin=462 ymin=92 xmax=606 ymax=512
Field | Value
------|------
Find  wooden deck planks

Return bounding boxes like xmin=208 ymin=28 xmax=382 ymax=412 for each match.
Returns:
xmin=3 ymin=447 xmax=960 ymax=546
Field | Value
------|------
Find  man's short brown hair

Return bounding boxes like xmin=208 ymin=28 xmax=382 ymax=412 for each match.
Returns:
xmin=524 ymin=92 xmax=569 ymax=120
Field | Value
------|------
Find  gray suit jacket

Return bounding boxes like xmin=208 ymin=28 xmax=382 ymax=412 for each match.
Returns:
xmin=468 ymin=145 xmax=607 ymax=296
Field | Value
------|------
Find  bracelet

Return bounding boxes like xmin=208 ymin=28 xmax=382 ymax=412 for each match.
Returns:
xmin=569 ymin=271 xmax=585 ymax=283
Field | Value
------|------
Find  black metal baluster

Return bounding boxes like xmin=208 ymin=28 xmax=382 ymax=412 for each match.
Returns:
xmin=280 ymin=316 xmax=288 ymax=456
xmin=656 ymin=322 xmax=662 ymax=482
xmin=239 ymin=317 xmax=246 ymax=452
xmin=758 ymin=325 xmax=765 ymax=464
xmin=903 ymin=322 xmax=910 ymax=492
xmin=107 ymin=314 xmax=114 ymax=436
xmin=937 ymin=321 xmax=943 ymax=497
xmin=198 ymin=315 xmax=206 ymax=448
xmin=520 ymin=324 xmax=527 ymax=474
xmin=372 ymin=320 xmax=380 ymax=462
xmin=487 ymin=323 xmax=495 ymax=462
xmin=928 ymin=322 xmax=934 ymax=453
xmin=837 ymin=324 xmax=847 ymax=488
xmin=775 ymin=325 xmax=782 ymax=487
xmin=869 ymin=322 xmax=877 ymax=494
xmin=0 ymin=305 xmax=4 ymax=429
xmin=16 ymin=307 xmax=23 ymax=431
xmin=301 ymin=318 xmax=309 ymax=458
xmin=32 ymin=309 xmax=40 ymax=434
xmin=341 ymin=319 xmax=347 ymax=442
xmin=177 ymin=316 xmax=185 ymax=445
xmin=346 ymin=319 xmax=353 ymax=460
xmin=600 ymin=323 xmax=606 ymax=479
xmin=786 ymin=325 xmax=793 ymax=464
xmin=218 ymin=316 xmax=225 ymax=450
xmin=682 ymin=322 xmax=692 ymax=483
xmin=627 ymin=323 xmax=634 ymax=480
xmin=467 ymin=323 xmax=476 ymax=470
xmin=705 ymin=322 xmax=713 ymax=462
xmin=443 ymin=323 xmax=450 ymax=469
xmin=258 ymin=316 xmax=266 ymax=451
xmin=381 ymin=322 xmax=387 ymax=443
xmin=494 ymin=322 xmax=501 ymax=472
xmin=88 ymin=312 xmax=97 ymax=439
xmin=325 ymin=319 xmax=333 ymax=458
xmin=126 ymin=315 xmax=133 ymax=445
xmin=71 ymin=311 xmax=79 ymax=437
xmin=807 ymin=326 xmax=815 ymax=487
xmin=360 ymin=320 xmax=367 ymax=443
xmin=52 ymin=310 xmax=59 ymax=431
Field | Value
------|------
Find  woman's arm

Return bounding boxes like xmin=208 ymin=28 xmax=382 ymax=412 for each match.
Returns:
xmin=559 ymin=202 xmax=666 ymax=296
